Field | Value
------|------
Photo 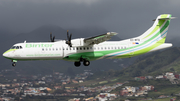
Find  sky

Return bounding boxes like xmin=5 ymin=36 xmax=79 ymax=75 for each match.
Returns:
xmin=0 ymin=0 xmax=180 ymax=39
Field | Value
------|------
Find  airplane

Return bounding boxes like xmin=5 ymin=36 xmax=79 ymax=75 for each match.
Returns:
xmin=3 ymin=14 xmax=175 ymax=67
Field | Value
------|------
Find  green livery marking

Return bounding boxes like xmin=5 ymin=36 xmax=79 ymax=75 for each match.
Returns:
xmin=26 ymin=44 xmax=54 ymax=48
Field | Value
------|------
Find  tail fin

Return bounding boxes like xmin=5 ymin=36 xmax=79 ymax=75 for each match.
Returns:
xmin=138 ymin=14 xmax=174 ymax=43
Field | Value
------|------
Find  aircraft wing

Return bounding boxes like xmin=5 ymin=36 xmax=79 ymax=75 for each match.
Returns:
xmin=84 ymin=32 xmax=118 ymax=45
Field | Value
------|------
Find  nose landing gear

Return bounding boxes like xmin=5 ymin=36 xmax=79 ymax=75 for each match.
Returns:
xmin=11 ymin=60 xmax=17 ymax=67
xmin=12 ymin=62 xmax=16 ymax=67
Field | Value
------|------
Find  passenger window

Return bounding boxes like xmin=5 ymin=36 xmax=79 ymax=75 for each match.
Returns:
xmin=20 ymin=46 xmax=22 ymax=49
xmin=77 ymin=47 xmax=78 ymax=50
xmin=46 ymin=48 xmax=48 ymax=51
xmin=84 ymin=47 xmax=86 ymax=50
xmin=121 ymin=47 xmax=123 ymax=49
xmin=53 ymin=48 xmax=54 ymax=51
xmin=101 ymin=47 xmax=103 ymax=50
xmin=105 ymin=47 xmax=106 ymax=50
xmin=73 ymin=47 xmax=75 ymax=50
xmin=124 ymin=47 xmax=126 ymax=49
xmin=56 ymin=48 xmax=58 ymax=51
xmin=49 ymin=48 xmax=51 ymax=51
xmin=66 ymin=48 xmax=68 ymax=50
xmin=80 ymin=47 xmax=82 ymax=50
xmin=42 ymin=48 xmax=44 ymax=51
xmin=111 ymin=47 xmax=113 ymax=49
xmin=87 ymin=47 xmax=89 ymax=50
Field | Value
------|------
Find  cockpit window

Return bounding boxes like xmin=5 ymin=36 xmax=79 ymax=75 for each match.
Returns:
xmin=11 ymin=46 xmax=23 ymax=49
xmin=16 ymin=46 xmax=19 ymax=49
xmin=11 ymin=46 xmax=16 ymax=49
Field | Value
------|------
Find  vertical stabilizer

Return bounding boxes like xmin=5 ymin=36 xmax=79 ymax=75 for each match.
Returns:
xmin=138 ymin=14 xmax=173 ymax=43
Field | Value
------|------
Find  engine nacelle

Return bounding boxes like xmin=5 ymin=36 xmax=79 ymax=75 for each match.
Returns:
xmin=71 ymin=38 xmax=89 ymax=47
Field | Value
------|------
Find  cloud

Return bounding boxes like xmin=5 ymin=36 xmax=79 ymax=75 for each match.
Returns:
xmin=0 ymin=0 xmax=179 ymax=40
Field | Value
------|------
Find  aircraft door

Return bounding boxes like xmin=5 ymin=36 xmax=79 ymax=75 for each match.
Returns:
xmin=129 ymin=42 xmax=135 ymax=56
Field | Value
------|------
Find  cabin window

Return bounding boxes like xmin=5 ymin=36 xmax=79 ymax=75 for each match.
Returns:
xmin=63 ymin=48 xmax=64 ymax=50
xmin=20 ymin=46 xmax=22 ymax=49
xmin=104 ymin=47 xmax=106 ymax=50
xmin=56 ymin=48 xmax=58 ymax=51
xmin=46 ymin=48 xmax=48 ymax=51
xmin=76 ymin=47 xmax=78 ymax=50
xmin=101 ymin=47 xmax=103 ymax=50
xmin=111 ymin=47 xmax=113 ymax=49
xmin=59 ymin=48 xmax=61 ymax=50
xmin=42 ymin=48 xmax=44 ymax=51
xmin=108 ymin=47 xmax=110 ymax=50
xmin=87 ymin=47 xmax=89 ymax=50
xmin=49 ymin=48 xmax=51 ymax=51
xmin=115 ymin=47 xmax=116 ymax=49
xmin=73 ymin=47 xmax=75 ymax=50
xmin=124 ymin=47 xmax=126 ymax=49
xmin=80 ymin=47 xmax=82 ymax=50
xmin=53 ymin=48 xmax=54 ymax=51
xmin=84 ymin=47 xmax=86 ymax=50
xmin=121 ymin=47 xmax=123 ymax=49
xmin=118 ymin=47 xmax=120 ymax=49
xmin=66 ymin=48 xmax=68 ymax=50
xmin=98 ymin=47 xmax=99 ymax=50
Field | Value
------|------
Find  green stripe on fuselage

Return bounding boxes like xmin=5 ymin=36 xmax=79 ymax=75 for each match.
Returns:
xmin=3 ymin=49 xmax=17 ymax=54
xmin=65 ymin=20 xmax=170 ymax=61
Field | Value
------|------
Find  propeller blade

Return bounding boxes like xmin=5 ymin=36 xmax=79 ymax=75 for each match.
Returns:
xmin=65 ymin=30 xmax=72 ymax=47
xmin=69 ymin=33 xmax=72 ymax=41
xmin=52 ymin=36 xmax=55 ymax=42
xmin=50 ymin=32 xmax=52 ymax=42
xmin=67 ymin=30 xmax=69 ymax=40
xmin=50 ymin=32 xmax=55 ymax=42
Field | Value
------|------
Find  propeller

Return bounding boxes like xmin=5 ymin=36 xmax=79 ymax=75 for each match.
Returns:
xmin=65 ymin=30 xmax=72 ymax=47
xmin=50 ymin=32 xmax=55 ymax=42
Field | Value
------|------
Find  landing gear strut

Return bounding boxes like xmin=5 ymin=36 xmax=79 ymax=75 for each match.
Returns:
xmin=12 ymin=62 xmax=16 ymax=67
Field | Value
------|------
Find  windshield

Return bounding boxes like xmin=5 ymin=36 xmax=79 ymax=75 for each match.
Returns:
xmin=11 ymin=46 xmax=23 ymax=49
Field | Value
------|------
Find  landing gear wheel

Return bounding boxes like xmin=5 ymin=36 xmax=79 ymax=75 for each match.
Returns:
xmin=83 ymin=60 xmax=90 ymax=66
xmin=74 ymin=62 xmax=81 ymax=67
xmin=12 ymin=62 xmax=16 ymax=67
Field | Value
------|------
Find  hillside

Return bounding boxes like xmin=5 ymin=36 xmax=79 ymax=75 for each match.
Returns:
xmin=118 ymin=47 xmax=180 ymax=77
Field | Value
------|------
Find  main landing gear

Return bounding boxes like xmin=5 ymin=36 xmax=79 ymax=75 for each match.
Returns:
xmin=74 ymin=58 xmax=90 ymax=67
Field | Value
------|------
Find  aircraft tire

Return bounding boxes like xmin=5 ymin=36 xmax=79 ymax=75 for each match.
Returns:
xmin=74 ymin=61 xmax=81 ymax=67
xmin=83 ymin=60 xmax=90 ymax=66
xmin=12 ymin=62 xmax=16 ymax=67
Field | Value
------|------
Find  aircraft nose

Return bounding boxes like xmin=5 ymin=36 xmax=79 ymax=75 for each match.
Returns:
xmin=3 ymin=52 xmax=8 ymax=57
